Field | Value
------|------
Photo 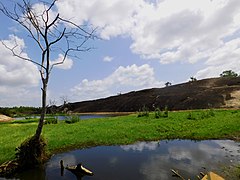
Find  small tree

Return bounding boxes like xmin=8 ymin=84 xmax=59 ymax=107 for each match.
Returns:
xmin=165 ymin=82 xmax=172 ymax=87
xmin=189 ymin=76 xmax=197 ymax=82
xmin=0 ymin=0 xmax=95 ymax=167
xmin=220 ymin=70 xmax=238 ymax=78
xmin=60 ymin=95 xmax=69 ymax=106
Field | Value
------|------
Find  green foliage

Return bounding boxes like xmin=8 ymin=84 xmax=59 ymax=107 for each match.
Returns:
xmin=65 ymin=115 xmax=80 ymax=124
xmin=154 ymin=108 xmax=161 ymax=118
xmin=186 ymin=111 xmax=196 ymax=120
xmin=154 ymin=106 xmax=168 ymax=118
xmin=163 ymin=106 xmax=169 ymax=117
xmin=44 ymin=117 xmax=58 ymax=124
xmin=15 ymin=136 xmax=47 ymax=169
xmin=200 ymin=109 xmax=215 ymax=119
xmin=220 ymin=70 xmax=238 ymax=78
xmin=137 ymin=105 xmax=149 ymax=117
xmin=0 ymin=107 xmax=41 ymax=117
xmin=187 ymin=109 xmax=215 ymax=120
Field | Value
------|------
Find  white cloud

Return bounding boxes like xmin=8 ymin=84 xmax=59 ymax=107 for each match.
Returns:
xmin=121 ymin=141 xmax=159 ymax=152
xmin=195 ymin=38 xmax=240 ymax=79
xmin=71 ymin=64 xmax=163 ymax=101
xmin=103 ymin=56 xmax=114 ymax=62
xmin=56 ymin=0 xmax=142 ymax=39
xmin=131 ymin=0 xmax=240 ymax=63
xmin=50 ymin=54 xmax=73 ymax=70
xmin=0 ymin=35 xmax=40 ymax=106
xmin=0 ymin=35 xmax=39 ymax=87
xmin=56 ymin=0 xmax=240 ymax=80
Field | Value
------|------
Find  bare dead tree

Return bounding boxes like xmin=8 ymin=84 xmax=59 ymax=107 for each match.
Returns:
xmin=60 ymin=95 xmax=69 ymax=106
xmin=0 ymin=0 xmax=96 ymax=141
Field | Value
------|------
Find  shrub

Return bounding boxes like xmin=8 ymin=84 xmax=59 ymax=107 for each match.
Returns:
xmin=187 ymin=109 xmax=215 ymax=120
xmin=154 ymin=106 xmax=168 ymax=118
xmin=187 ymin=111 xmax=196 ymax=120
xmin=154 ymin=108 xmax=161 ymax=118
xmin=137 ymin=106 xmax=149 ymax=117
xmin=199 ymin=109 xmax=215 ymax=119
xmin=44 ymin=117 xmax=58 ymax=124
xmin=65 ymin=115 xmax=80 ymax=124
xmin=163 ymin=106 xmax=169 ymax=118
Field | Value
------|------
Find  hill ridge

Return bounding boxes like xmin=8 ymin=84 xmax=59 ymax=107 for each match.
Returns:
xmin=61 ymin=77 xmax=240 ymax=112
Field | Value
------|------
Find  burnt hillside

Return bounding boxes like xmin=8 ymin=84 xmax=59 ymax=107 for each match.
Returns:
xmin=61 ymin=77 xmax=240 ymax=112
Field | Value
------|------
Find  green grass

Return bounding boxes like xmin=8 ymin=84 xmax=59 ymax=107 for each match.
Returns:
xmin=0 ymin=109 xmax=240 ymax=164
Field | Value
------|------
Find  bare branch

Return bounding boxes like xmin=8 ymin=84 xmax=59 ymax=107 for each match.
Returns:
xmin=58 ymin=16 xmax=98 ymax=39
xmin=1 ymin=40 xmax=46 ymax=70
xmin=49 ymin=28 xmax=66 ymax=47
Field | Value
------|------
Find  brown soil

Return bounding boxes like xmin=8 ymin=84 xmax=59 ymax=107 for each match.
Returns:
xmin=60 ymin=77 xmax=240 ymax=113
xmin=0 ymin=115 xmax=13 ymax=122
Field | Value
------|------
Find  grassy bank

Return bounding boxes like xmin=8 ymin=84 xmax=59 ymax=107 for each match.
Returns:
xmin=0 ymin=109 xmax=240 ymax=164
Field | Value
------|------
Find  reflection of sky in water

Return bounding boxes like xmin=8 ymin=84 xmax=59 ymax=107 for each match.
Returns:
xmin=15 ymin=140 xmax=240 ymax=180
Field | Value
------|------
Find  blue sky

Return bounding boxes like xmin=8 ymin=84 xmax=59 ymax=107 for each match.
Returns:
xmin=1 ymin=0 xmax=240 ymax=107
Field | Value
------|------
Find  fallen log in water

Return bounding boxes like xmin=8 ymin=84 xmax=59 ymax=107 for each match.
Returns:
xmin=60 ymin=160 xmax=93 ymax=178
xmin=171 ymin=169 xmax=225 ymax=180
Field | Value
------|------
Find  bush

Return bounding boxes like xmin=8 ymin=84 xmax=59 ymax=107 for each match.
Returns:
xmin=187 ymin=109 xmax=215 ymax=120
xmin=154 ymin=108 xmax=161 ymax=118
xmin=154 ymin=106 xmax=168 ymax=118
xmin=200 ymin=109 xmax=215 ymax=119
xmin=187 ymin=112 xmax=196 ymax=120
xmin=65 ymin=115 xmax=80 ymax=124
xmin=137 ymin=106 xmax=149 ymax=117
xmin=44 ymin=117 xmax=58 ymax=124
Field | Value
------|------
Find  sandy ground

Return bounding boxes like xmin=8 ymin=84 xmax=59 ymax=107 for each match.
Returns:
xmin=223 ymin=90 xmax=240 ymax=108
xmin=0 ymin=115 xmax=13 ymax=122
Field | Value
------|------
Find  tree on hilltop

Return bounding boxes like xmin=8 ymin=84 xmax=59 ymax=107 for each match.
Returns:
xmin=189 ymin=76 xmax=197 ymax=82
xmin=165 ymin=82 xmax=172 ymax=87
xmin=220 ymin=70 xmax=238 ymax=78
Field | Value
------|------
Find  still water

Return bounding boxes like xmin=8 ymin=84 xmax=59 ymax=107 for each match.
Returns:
xmin=15 ymin=114 xmax=113 ymax=121
xmin=57 ymin=114 xmax=113 ymax=120
xmin=13 ymin=140 xmax=240 ymax=180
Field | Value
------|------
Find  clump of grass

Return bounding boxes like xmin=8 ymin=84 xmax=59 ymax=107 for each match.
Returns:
xmin=65 ymin=115 xmax=80 ymax=124
xmin=186 ymin=111 xmax=196 ymax=120
xmin=44 ymin=117 xmax=58 ymax=124
xmin=187 ymin=109 xmax=215 ymax=120
xmin=154 ymin=106 xmax=168 ymax=118
xmin=200 ymin=109 xmax=215 ymax=119
xmin=137 ymin=105 xmax=149 ymax=117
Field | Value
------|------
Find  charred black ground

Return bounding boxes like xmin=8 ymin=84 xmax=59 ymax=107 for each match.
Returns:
xmin=57 ymin=77 xmax=240 ymax=113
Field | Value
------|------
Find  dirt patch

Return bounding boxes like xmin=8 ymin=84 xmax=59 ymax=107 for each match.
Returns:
xmin=0 ymin=115 xmax=13 ymax=122
xmin=223 ymin=90 xmax=240 ymax=108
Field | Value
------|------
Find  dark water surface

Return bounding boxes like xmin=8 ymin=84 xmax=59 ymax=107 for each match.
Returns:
xmin=14 ymin=114 xmax=114 ymax=121
xmin=57 ymin=114 xmax=114 ymax=120
xmin=11 ymin=140 xmax=240 ymax=180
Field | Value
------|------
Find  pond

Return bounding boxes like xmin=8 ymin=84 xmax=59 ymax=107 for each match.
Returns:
xmin=57 ymin=114 xmax=114 ymax=120
xmin=13 ymin=140 xmax=240 ymax=180
xmin=14 ymin=114 xmax=115 ymax=121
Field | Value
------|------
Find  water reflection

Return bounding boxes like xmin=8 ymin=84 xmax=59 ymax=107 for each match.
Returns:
xmin=13 ymin=140 xmax=240 ymax=180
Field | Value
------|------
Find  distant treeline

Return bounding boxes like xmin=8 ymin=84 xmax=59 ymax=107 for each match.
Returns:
xmin=0 ymin=106 xmax=41 ymax=117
